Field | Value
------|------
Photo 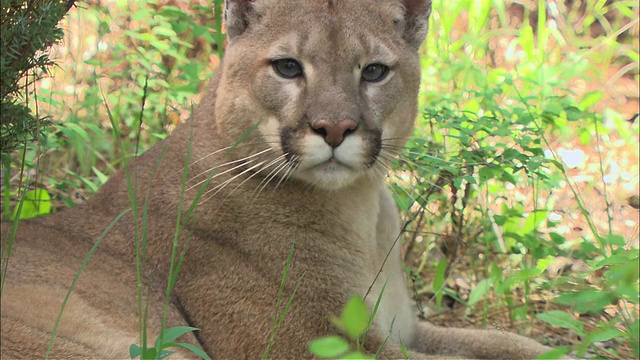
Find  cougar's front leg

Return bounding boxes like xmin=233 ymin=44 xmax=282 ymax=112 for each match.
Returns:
xmin=410 ymin=320 xmax=552 ymax=359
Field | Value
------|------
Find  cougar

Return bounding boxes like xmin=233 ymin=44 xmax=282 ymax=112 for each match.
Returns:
xmin=1 ymin=0 xmax=555 ymax=358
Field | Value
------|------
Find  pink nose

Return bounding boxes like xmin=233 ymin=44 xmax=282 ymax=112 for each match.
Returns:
xmin=311 ymin=119 xmax=357 ymax=148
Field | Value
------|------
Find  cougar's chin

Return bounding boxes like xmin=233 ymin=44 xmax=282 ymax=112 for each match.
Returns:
xmin=293 ymin=164 xmax=361 ymax=190
xmin=289 ymin=134 xmax=374 ymax=190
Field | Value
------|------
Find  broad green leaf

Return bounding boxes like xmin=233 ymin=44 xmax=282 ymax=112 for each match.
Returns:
xmin=535 ymin=347 xmax=570 ymax=360
xmin=588 ymin=327 xmax=625 ymax=342
xmin=64 ymin=123 xmax=90 ymax=142
xmin=603 ymin=234 xmax=626 ymax=247
xmin=579 ymin=91 xmax=603 ymax=110
xmin=549 ymin=232 xmax=566 ymax=245
xmin=152 ymin=26 xmax=177 ymax=38
xmin=522 ymin=210 xmax=548 ymax=234
xmin=157 ymin=349 xmax=173 ymax=359
xmin=11 ymin=189 xmax=51 ymax=220
xmin=145 ymin=348 xmax=157 ymax=359
xmin=467 ymin=278 xmax=491 ymax=306
xmin=537 ymin=311 xmax=584 ymax=336
xmin=155 ymin=326 xmax=200 ymax=346
xmin=172 ymin=343 xmax=211 ymax=360
xmin=92 ymin=166 xmax=109 ymax=185
xmin=129 ymin=344 xmax=142 ymax=358
xmin=535 ymin=257 xmax=554 ymax=272
xmin=341 ymin=296 xmax=369 ymax=339
xmin=308 ymin=336 xmax=350 ymax=358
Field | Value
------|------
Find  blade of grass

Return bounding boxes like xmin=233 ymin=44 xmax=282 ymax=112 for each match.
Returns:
xmin=45 ymin=208 xmax=131 ymax=359
xmin=0 ymin=190 xmax=26 ymax=294
xmin=361 ymin=277 xmax=389 ymax=348
xmin=262 ymin=239 xmax=301 ymax=360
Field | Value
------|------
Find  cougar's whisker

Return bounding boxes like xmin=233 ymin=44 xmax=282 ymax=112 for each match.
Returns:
xmin=253 ymin=154 xmax=290 ymax=200
xmin=185 ymin=140 xmax=279 ymax=169
xmin=274 ymin=156 xmax=298 ymax=190
xmin=199 ymin=160 xmax=267 ymax=205
xmin=185 ymin=144 xmax=235 ymax=169
xmin=283 ymin=157 xmax=300 ymax=186
xmin=226 ymin=154 xmax=287 ymax=199
xmin=185 ymin=158 xmax=256 ymax=192
xmin=186 ymin=147 xmax=273 ymax=185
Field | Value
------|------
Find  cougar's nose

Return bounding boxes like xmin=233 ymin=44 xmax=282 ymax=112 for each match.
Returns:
xmin=311 ymin=119 xmax=357 ymax=148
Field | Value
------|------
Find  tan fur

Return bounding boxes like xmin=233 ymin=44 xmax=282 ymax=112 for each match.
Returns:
xmin=1 ymin=0 xmax=554 ymax=358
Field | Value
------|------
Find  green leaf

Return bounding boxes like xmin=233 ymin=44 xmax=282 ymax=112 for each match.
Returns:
xmin=64 ymin=122 xmax=90 ymax=142
xmin=154 ymin=326 xmax=200 ymax=348
xmin=549 ymin=232 xmax=566 ymax=245
xmin=535 ymin=347 xmax=570 ymax=360
xmin=579 ymin=91 xmax=603 ymax=110
xmin=433 ymin=259 xmax=447 ymax=312
xmin=603 ymin=234 xmax=626 ymax=247
xmin=92 ymin=166 xmax=109 ymax=184
xmin=152 ymin=26 xmax=177 ymax=38
xmin=467 ymin=278 xmax=491 ymax=306
xmin=522 ymin=210 xmax=548 ymax=234
xmin=400 ymin=341 xmax=409 ymax=358
xmin=157 ymin=349 xmax=174 ymax=359
xmin=341 ymin=296 xmax=369 ymax=339
xmin=145 ymin=348 xmax=157 ymax=359
xmin=537 ymin=311 xmax=584 ymax=336
xmin=170 ymin=343 xmax=211 ymax=360
xmin=588 ymin=327 xmax=624 ymax=342
xmin=308 ymin=336 xmax=350 ymax=358
xmin=11 ymin=189 xmax=51 ymax=220
xmin=129 ymin=344 xmax=142 ymax=358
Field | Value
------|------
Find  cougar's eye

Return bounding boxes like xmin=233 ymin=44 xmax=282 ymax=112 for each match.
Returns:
xmin=361 ymin=63 xmax=389 ymax=82
xmin=272 ymin=58 xmax=303 ymax=79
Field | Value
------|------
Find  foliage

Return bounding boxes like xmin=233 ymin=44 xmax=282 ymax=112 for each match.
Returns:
xmin=5 ymin=0 xmax=224 ymax=209
xmin=129 ymin=326 xmax=210 ymax=360
xmin=10 ymin=188 xmax=50 ymax=220
xmin=309 ymin=296 xmax=375 ymax=359
xmin=0 ymin=0 xmax=75 ymax=154
xmin=393 ymin=0 xmax=639 ymax=358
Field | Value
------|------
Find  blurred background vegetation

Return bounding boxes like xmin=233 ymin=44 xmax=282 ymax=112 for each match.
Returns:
xmin=1 ymin=0 xmax=638 ymax=358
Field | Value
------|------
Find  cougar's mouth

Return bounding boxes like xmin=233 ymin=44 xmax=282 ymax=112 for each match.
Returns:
xmin=275 ymin=124 xmax=382 ymax=190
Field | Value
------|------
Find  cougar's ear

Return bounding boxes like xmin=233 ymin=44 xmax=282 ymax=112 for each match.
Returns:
xmin=224 ymin=0 xmax=257 ymax=40
xmin=400 ymin=0 xmax=432 ymax=50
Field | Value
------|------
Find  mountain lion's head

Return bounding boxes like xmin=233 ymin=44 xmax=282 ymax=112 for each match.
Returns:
xmin=214 ymin=0 xmax=430 ymax=190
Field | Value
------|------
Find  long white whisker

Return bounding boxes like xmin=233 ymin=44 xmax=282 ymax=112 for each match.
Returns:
xmin=199 ymin=160 xmax=267 ymax=205
xmin=274 ymin=156 xmax=298 ymax=190
xmin=185 ymin=141 xmax=280 ymax=170
xmin=185 ymin=158 xmax=257 ymax=192
xmin=226 ymin=154 xmax=287 ymax=198
xmin=187 ymin=147 xmax=273 ymax=184
xmin=252 ymin=154 xmax=289 ymax=199
xmin=283 ymin=157 xmax=300 ymax=186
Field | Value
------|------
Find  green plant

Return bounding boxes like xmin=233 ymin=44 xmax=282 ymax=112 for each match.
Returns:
xmin=0 ymin=0 xmax=76 ymax=154
xmin=393 ymin=0 xmax=638 ymax=358
xmin=6 ymin=0 xmax=225 ymax=208
xmin=308 ymin=296 xmax=376 ymax=359
xmin=10 ymin=188 xmax=51 ymax=220
xmin=263 ymin=240 xmax=302 ymax=359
